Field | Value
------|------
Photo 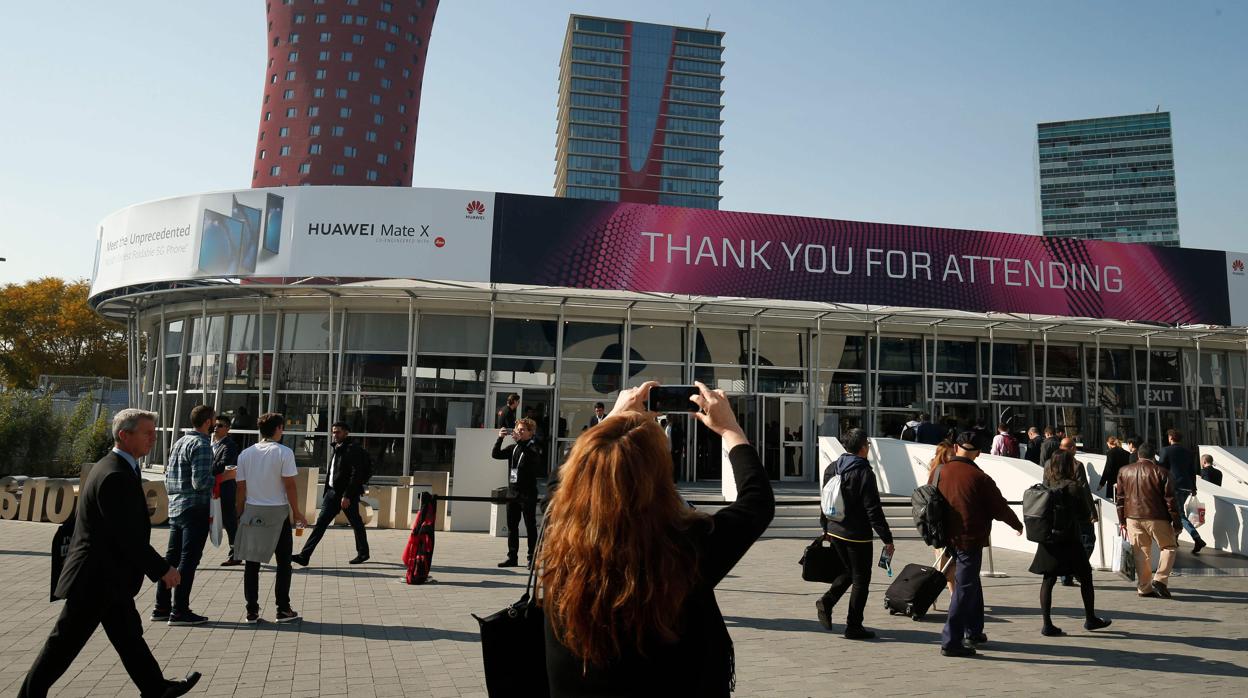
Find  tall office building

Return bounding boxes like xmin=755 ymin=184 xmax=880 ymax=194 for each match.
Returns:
xmin=1036 ymin=111 xmax=1180 ymax=246
xmin=556 ymin=15 xmax=724 ymax=209
xmin=252 ymin=0 xmax=439 ymax=188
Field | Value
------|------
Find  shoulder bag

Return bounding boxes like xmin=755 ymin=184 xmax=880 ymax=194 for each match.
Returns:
xmin=472 ymin=514 xmax=550 ymax=697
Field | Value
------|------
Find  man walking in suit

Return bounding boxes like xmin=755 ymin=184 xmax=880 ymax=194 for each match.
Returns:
xmin=20 ymin=409 xmax=200 ymax=698
xmin=493 ymin=417 xmax=542 ymax=567
xmin=212 ymin=415 xmax=242 ymax=566
xmin=153 ymin=404 xmax=216 ymax=625
xmin=292 ymin=421 xmax=372 ymax=567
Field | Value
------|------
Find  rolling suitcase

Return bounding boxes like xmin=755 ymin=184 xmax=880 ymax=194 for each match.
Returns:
xmin=884 ymin=559 xmax=949 ymax=620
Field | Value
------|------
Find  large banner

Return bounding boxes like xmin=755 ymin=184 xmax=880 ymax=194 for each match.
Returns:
xmin=92 ymin=187 xmax=1247 ymax=327
xmin=492 ymin=194 xmax=1246 ymax=327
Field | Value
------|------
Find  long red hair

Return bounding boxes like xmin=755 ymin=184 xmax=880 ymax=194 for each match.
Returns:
xmin=537 ymin=410 xmax=707 ymax=668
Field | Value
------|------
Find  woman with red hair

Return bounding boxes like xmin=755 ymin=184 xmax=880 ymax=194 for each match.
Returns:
xmin=539 ymin=381 xmax=774 ymax=696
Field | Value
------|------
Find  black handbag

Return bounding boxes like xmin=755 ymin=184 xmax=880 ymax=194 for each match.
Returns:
xmin=798 ymin=533 xmax=844 ymax=583
xmin=473 ymin=517 xmax=550 ymax=696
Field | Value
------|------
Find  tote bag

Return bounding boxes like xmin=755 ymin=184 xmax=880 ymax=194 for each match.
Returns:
xmin=473 ymin=517 xmax=550 ymax=697
xmin=799 ymin=534 xmax=845 ymax=583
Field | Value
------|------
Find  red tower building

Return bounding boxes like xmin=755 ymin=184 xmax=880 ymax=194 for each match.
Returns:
xmin=253 ymin=0 xmax=438 ymax=187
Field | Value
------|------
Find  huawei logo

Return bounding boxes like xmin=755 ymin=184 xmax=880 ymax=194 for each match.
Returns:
xmin=465 ymin=200 xmax=486 ymax=218
xmin=1234 ymin=259 xmax=1245 ymax=274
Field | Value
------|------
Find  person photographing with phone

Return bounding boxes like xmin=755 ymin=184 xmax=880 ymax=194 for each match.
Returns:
xmin=539 ymin=381 xmax=773 ymax=694
xmin=494 ymin=418 xmax=542 ymax=567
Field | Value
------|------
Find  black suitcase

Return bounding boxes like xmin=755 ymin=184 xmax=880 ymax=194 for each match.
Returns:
xmin=883 ymin=562 xmax=948 ymax=620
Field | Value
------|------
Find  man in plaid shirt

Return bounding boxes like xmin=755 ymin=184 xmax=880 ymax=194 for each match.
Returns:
xmin=153 ymin=404 xmax=217 ymax=626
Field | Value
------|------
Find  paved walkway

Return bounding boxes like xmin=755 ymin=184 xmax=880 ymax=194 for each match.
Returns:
xmin=1 ymin=519 xmax=1245 ymax=696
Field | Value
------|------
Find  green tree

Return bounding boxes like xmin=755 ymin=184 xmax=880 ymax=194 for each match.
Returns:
xmin=0 ymin=277 xmax=126 ymax=388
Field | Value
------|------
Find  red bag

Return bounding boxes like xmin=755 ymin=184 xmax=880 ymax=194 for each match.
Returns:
xmin=402 ymin=492 xmax=437 ymax=584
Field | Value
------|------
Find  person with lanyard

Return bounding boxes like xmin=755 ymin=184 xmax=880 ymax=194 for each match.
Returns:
xmin=492 ymin=417 xmax=542 ymax=567
xmin=815 ymin=428 xmax=894 ymax=639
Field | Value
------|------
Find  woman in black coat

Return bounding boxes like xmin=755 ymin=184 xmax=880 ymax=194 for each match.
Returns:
xmin=1029 ymin=450 xmax=1112 ymax=636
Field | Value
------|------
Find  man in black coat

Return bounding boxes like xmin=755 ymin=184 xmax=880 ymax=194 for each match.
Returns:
xmin=1200 ymin=455 xmax=1224 ymax=487
xmin=1157 ymin=429 xmax=1206 ymax=554
xmin=293 ymin=421 xmax=372 ymax=567
xmin=20 ymin=409 xmax=200 ymax=698
xmin=1025 ymin=427 xmax=1044 ymax=464
xmin=212 ymin=415 xmax=242 ymax=566
xmin=1098 ymin=435 xmax=1132 ymax=501
xmin=1038 ymin=426 xmax=1061 ymax=467
xmin=493 ymin=417 xmax=542 ymax=567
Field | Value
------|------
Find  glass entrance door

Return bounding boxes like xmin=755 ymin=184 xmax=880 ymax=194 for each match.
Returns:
xmin=1034 ymin=405 xmax=1084 ymax=448
xmin=693 ymin=394 xmax=754 ymax=481
xmin=489 ymin=386 xmax=554 ymax=477
xmin=779 ymin=397 xmax=806 ymax=481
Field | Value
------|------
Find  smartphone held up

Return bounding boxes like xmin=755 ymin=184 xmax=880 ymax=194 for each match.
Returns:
xmin=647 ymin=385 xmax=700 ymax=413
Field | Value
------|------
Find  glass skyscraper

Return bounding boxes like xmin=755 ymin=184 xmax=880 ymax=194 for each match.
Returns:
xmin=1036 ymin=112 xmax=1180 ymax=246
xmin=555 ymin=15 xmax=724 ymax=209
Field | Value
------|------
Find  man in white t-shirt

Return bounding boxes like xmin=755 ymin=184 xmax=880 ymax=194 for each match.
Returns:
xmin=235 ymin=412 xmax=308 ymax=624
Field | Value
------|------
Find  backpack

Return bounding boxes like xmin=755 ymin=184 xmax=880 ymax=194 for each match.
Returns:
xmin=1022 ymin=483 xmax=1072 ymax=545
xmin=900 ymin=424 xmax=918 ymax=442
xmin=402 ymin=491 xmax=437 ymax=584
xmin=821 ymin=467 xmax=847 ymax=522
xmin=1000 ymin=434 xmax=1019 ymax=459
xmin=911 ymin=465 xmax=949 ymax=548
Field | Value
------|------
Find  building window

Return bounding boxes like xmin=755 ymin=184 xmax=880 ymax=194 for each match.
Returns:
xmin=401 ymin=68 xmax=411 ymax=79
xmin=341 ymin=14 xmax=353 ymax=24
xmin=270 ymin=74 xmax=277 ymax=84
xmin=286 ymin=107 xmax=298 ymax=117
xmin=258 ymin=149 xmax=266 ymax=159
xmin=308 ymin=124 xmax=320 ymax=136
xmin=365 ymin=131 xmax=377 ymax=142
xmin=397 ymin=104 xmax=406 ymax=114
xmin=377 ymin=153 xmax=388 ymax=164
xmin=331 ymin=125 xmax=344 ymax=136
xmin=369 ymin=94 xmax=381 ymax=105
xmin=341 ymin=51 xmax=353 ymax=61
xmin=380 ymin=78 xmax=392 ymax=89
xmin=344 ymin=146 xmax=357 ymax=157
xmin=318 ymin=50 xmax=330 ymax=61
xmin=374 ymin=57 xmax=387 ymax=69
xmin=294 ymin=13 xmax=306 ymax=23
xmin=315 ymin=68 xmax=327 ymax=79
xmin=339 ymin=107 xmax=352 ymax=118
xmin=366 ymin=169 xmax=378 ymax=182
xmin=306 ymin=106 xmax=319 ymax=116
xmin=285 ymin=70 xmax=296 ymax=80
xmin=314 ymin=13 xmax=326 ymax=23
xmin=270 ymin=165 xmax=281 ymax=176
xmin=347 ymin=71 xmax=360 ymax=81
xmin=288 ymin=51 xmax=299 ymax=61
xmin=283 ymin=89 xmax=295 ymax=99
xmin=279 ymin=145 xmax=291 ymax=156
xmin=319 ymin=32 xmax=332 ymax=42
xmin=335 ymin=88 xmax=348 ymax=98
xmin=382 ymin=1 xmax=393 ymax=11
xmin=264 ymin=112 xmax=272 ymax=121
xmin=332 ymin=164 xmax=345 ymax=176
xmin=393 ymin=139 xmax=402 ymax=150
xmin=279 ymin=126 xmax=290 ymax=136
xmin=313 ymin=87 xmax=325 ymax=98
xmin=352 ymin=34 xmax=365 ymax=45
xmin=288 ymin=33 xmax=300 ymax=43
xmin=309 ymin=144 xmax=322 ymax=154
xmin=384 ymin=41 xmax=396 ymax=52
xmin=370 ymin=113 xmax=382 ymax=125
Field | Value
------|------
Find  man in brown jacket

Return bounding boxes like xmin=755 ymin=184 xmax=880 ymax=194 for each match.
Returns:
xmin=1114 ymin=442 xmax=1181 ymax=598
xmin=937 ymin=432 xmax=1024 ymax=657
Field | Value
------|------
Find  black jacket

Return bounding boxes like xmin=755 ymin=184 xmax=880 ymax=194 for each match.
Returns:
xmin=545 ymin=444 xmax=775 ymax=697
xmin=1038 ymin=437 xmax=1061 ymax=468
xmin=1201 ymin=465 xmax=1223 ymax=487
xmin=1158 ymin=443 xmax=1199 ymax=492
xmin=821 ymin=453 xmax=893 ymax=545
xmin=1098 ymin=446 xmax=1131 ymax=494
xmin=1025 ymin=436 xmax=1044 ymax=464
xmin=328 ymin=438 xmax=371 ymax=498
xmin=56 ymin=452 xmax=169 ymax=603
xmin=211 ymin=435 xmax=240 ymax=475
xmin=492 ymin=437 xmax=542 ymax=496
xmin=915 ymin=421 xmax=944 ymax=446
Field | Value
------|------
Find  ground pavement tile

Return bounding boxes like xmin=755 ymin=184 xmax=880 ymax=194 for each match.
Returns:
xmin=3 ymin=515 xmax=1247 ymax=696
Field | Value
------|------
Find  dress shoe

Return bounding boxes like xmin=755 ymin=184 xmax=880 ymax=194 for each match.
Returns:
xmin=348 ymin=554 xmax=370 ymax=565
xmin=941 ymin=645 xmax=976 ymax=657
xmin=1191 ymin=540 xmax=1206 ymax=555
xmin=498 ymin=558 xmax=520 ymax=568
xmin=843 ymin=626 xmax=875 ymax=640
xmin=965 ymin=632 xmax=988 ymax=646
xmin=160 ymin=671 xmax=201 ymax=697
xmin=1084 ymin=617 xmax=1112 ymax=631
xmin=1041 ymin=625 xmax=1065 ymax=637
xmin=1151 ymin=581 xmax=1172 ymax=599
xmin=291 ymin=552 xmax=310 ymax=567
xmin=815 ymin=599 xmax=833 ymax=631
xmin=220 ymin=558 xmax=242 ymax=567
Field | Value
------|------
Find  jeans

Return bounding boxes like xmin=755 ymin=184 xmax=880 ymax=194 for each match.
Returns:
xmin=941 ymin=547 xmax=984 ymax=650
xmin=244 ymin=522 xmax=293 ymax=614
xmin=155 ymin=506 xmax=210 ymax=615
xmin=300 ymin=488 xmax=369 ymax=559
xmin=1175 ymin=489 xmax=1205 ymax=544
xmin=821 ymin=538 xmax=873 ymax=629
xmin=219 ymin=480 xmax=239 ymax=558
xmin=506 ymin=493 xmax=538 ymax=561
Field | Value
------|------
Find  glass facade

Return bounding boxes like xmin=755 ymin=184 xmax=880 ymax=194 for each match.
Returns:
xmin=138 ymin=301 xmax=1248 ymax=484
xmin=557 ymin=15 xmax=724 ymax=209
xmin=1037 ymin=111 xmax=1180 ymax=246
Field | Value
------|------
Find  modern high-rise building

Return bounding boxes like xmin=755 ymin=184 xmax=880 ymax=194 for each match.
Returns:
xmin=555 ymin=15 xmax=724 ymax=209
xmin=1036 ymin=111 xmax=1180 ymax=246
xmin=252 ymin=0 xmax=439 ymax=188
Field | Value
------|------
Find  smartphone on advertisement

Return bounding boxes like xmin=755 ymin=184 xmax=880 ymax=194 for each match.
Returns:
xmin=262 ymin=193 xmax=283 ymax=254
xmin=198 ymin=210 xmax=244 ymax=274
xmin=647 ymin=385 xmax=699 ymax=413
xmin=232 ymin=196 xmax=261 ymax=272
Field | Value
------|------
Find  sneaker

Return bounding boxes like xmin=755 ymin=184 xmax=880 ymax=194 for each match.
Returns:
xmin=275 ymin=609 xmax=300 ymax=624
xmin=168 ymin=611 xmax=208 ymax=627
xmin=291 ymin=553 xmax=310 ymax=567
xmin=1084 ymin=617 xmax=1112 ymax=631
xmin=1151 ymin=581 xmax=1173 ymax=599
xmin=1041 ymin=625 xmax=1065 ymax=637
xmin=965 ymin=632 xmax=988 ymax=646
xmin=245 ymin=612 xmax=261 ymax=625
xmin=348 ymin=554 xmax=370 ymax=565
xmin=497 ymin=558 xmax=520 ymax=568
xmin=1191 ymin=540 xmax=1206 ymax=555
xmin=220 ymin=558 xmax=242 ymax=567
xmin=815 ymin=599 xmax=833 ymax=631
xmin=150 ymin=608 xmax=170 ymax=622
xmin=843 ymin=626 xmax=875 ymax=640
xmin=941 ymin=645 xmax=976 ymax=657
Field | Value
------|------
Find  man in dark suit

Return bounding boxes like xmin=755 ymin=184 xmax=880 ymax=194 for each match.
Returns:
xmin=292 ymin=421 xmax=372 ymax=567
xmin=1099 ymin=435 xmax=1132 ymax=501
xmin=587 ymin=402 xmax=607 ymax=429
xmin=1025 ymin=427 xmax=1044 ymax=464
xmin=1038 ymin=426 xmax=1061 ymax=467
xmin=21 ymin=409 xmax=200 ymax=698
xmin=493 ymin=417 xmax=542 ymax=567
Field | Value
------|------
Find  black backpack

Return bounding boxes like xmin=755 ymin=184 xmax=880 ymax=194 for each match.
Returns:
xmin=911 ymin=465 xmax=949 ymax=548
xmin=1022 ymin=483 xmax=1072 ymax=544
xmin=900 ymin=424 xmax=918 ymax=442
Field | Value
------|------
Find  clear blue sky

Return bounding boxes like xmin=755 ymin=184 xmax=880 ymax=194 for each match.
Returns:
xmin=1 ymin=0 xmax=1244 ymax=286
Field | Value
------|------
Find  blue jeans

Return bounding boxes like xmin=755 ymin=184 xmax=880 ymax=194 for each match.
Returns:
xmin=941 ymin=547 xmax=984 ymax=650
xmin=155 ymin=506 xmax=210 ymax=614
xmin=1175 ymin=489 xmax=1205 ymax=543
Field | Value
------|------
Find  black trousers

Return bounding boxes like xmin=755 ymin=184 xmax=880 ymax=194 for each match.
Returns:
xmin=245 ymin=522 xmax=294 ymax=614
xmin=821 ymin=538 xmax=873 ymax=629
xmin=20 ymin=595 xmax=166 ymax=698
xmin=219 ymin=479 xmax=240 ymax=558
xmin=506 ymin=493 xmax=538 ymax=560
xmin=300 ymin=488 xmax=370 ymax=558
